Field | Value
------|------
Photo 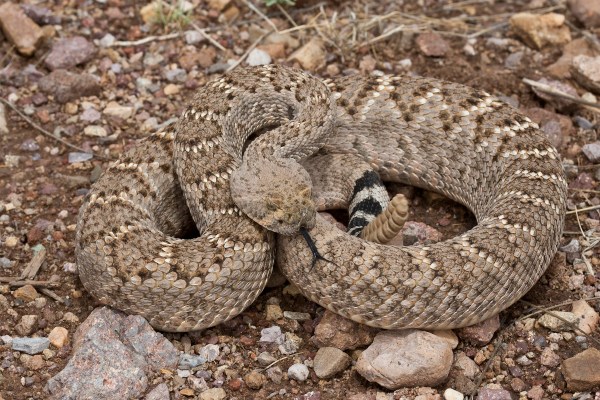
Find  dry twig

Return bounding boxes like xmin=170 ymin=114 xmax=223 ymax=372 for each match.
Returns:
xmin=111 ymin=32 xmax=181 ymax=47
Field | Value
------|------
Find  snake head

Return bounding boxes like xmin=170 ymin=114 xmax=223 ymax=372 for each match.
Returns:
xmin=231 ymin=157 xmax=316 ymax=235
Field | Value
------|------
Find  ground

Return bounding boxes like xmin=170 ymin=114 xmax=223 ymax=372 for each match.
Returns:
xmin=0 ymin=0 xmax=599 ymax=399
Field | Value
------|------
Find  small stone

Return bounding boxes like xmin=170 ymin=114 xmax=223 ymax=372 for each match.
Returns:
xmin=24 ymin=354 xmax=45 ymax=370
xmin=207 ymin=0 xmax=231 ymax=11
xmin=45 ymin=36 xmax=96 ymax=70
xmin=246 ymin=48 xmax=271 ymax=66
xmin=509 ymin=12 xmax=571 ymax=49
xmin=48 ymin=327 xmax=68 ymax=348
xmin=279 ymin=332 xmax=302 ymax=355
xmin=477 ymin=387 xmax=512 ymax=400
xmin=526 ymin=386 xmax=544 ymax=400
xmin=540 ymin=347 xmax=560 ymax=367
xmin=13 ymin=285 xmax=39 ymax=302
xmin=5 ymin=236 xmax=19 ymax=247
xmin=537 ymin=311 xmax=579 ymax=331
xmin=265 ymin=304 xmax=283 ymax=320
xmin=199 ymin=387 xmax=226 ymax=400
xmin=457 ymin=315 xmax=500 ymax=345
xmin=84 ymin=125 xmax=108 ymax=137
xmin=313 ymin=347 xmax=352 ymax=378
xmin=510 ymin=377 xmax=528 ymax=392
xmin=0 ymin=2 xmax=44 ymax=56
xmin=163 ymin=84 xmax=180 ymax=95
xmin=266 ymin=366 xmax=283 ymax=383
xmin=184 ymin=30 xmax=205 ymax=45
xmin=572 ymin=299 xmax=599 ymax=334
xmin=244 ymin=370 xmax=266 ymax=389
xmin=443 ymin=388 xmax=464 ymax=400
xmin=12 ymin=337 xmax=50 ymax=354
xmin=98 ymin=33 xmax=115 ymax=48
xmin=562 ymin=348 xmax=600 ymax=391
xmin=431 ymin=330 xmax=459 ymax=349
xmin=283 ymin=311 xmax=311 ymax=321
xmin=288 ymin=363 xmax=309 ymax=382
xmin=198 ymin=344 xmax=219 ymax=362
xmin=288 ymin=37 xmax=325 ymax=71
xmin=68 ymin=152 xmax=93 ymax=163
xmin=0 ymin=257 xmax=11 ymax=268
xmin=453 ymin=352 xmax=480 ymax=379
xmin=260 ymin=326 xmax=284 ymax=344
xmin=356 ymin=330 xmax=453 ymax=389
xmin=568 ymin=0 xmax=600 ymax=28
xmin=180 ymin=388 xmax=194 ymax=396
xmin=38 ymin=70 xmax=101 ymax=104
xmin=416 ymin=32 xmax=450 ymax=57
xmin=179 ymin=354 xmax=207 ymax=369
xmin=103 ymin=101 xmax=133 ymax=120
xmin=145 ymin=383 xmax=170 ymax=400
xmin=0 ymin=102 xmax=8 ymax=135
xmin=257 ymin=351 xmax=277 ymax=366
xmin=16 ymin=315 xmax=38 ymax=336
xmin=571 ymin=55 xmax=600 ymax=95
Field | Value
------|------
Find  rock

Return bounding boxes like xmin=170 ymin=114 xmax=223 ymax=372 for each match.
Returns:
xmin=199 ymin=388 xmax=227 ymax=400
xmin=246 ymin=48 xmax=271 ymax=66
xmin=198 ymin=344 xmax=219 ymax=362
xmin=260 ymin=326 xmax=285 ymax=344
xmin=13 ymin=284 xmax=39 ymax=302
xmin=207 ymin=0 xmax=230 ymax=11
xmin=547 ymin=38 xmax=596 ymax=79
xmin=540 ymin=347 xmax=560 ymax=367
xmin=312 ymin=310 xmax=376 ymax=350
xmin=416 ymin=32 xmax=450 ymax=57
xmin=258 ymin=43 xmax=286 ymax=59
xmin=84 ymin=125 xmax=108 ymax=137
xmin=103 ymin=101 xmax=134 ymax=120
xmin=288 ymin=37 xmax=325 ymax=71
xmin=355 ymin=330 xmax=453 ymax=389
xmin=288 ymin=363 xmax=309 ymax=382
xmin=529 ymin=78 xmax=579 ymax=110
xmin=284 ymin=311 xmax=311 ymax=321
xmin=16 ymin=315 xmax=38 ymax=336
xmin=48 ymin=327 xmax=68 ymax=348
xmin=45 ymin=307 xmax=178 ymax=399
xmin=443 ymin=388 xmax=464 ymax=400
xmin=163 ymin=84 xmax=180 ymax=95
xmin=21 ymin=4 xmax=61 ymax=25
xmin=509 ymin=12 xmax=571 ymax=49
xmin=184 ymin=30 xmax=205 ymax=45
xmin=457 ymin=315 xmax=500 ymax=345
xmin=179 ymin=354 xmax=207 ymax=369
xmin=527 ymin=386 xmax=545 ymax=400
xmin=265 ymin=304 xmax=283 ymax=320
xmin=44 ymin=36 xmax=96 ymax=70
xmin=537 ymin=311 xmax=579 ymax=331
xmin=571 ymin=55 xmax=600 ymax=95
xmin=80 ymin=107 xmax=101 ymax=122
xmin=453 ymin=352 xmax=479 ymax=379
xmin=568 ymin=0 xmax=600 ymax=28
xmin=0 ymin=2 xmax=43 ymax=56
xmin=24 ymin=354 xmax=45 ymax=370
xmin=0 ymin=102 xmax=8 ymax=135
xmin=313 ymin=347 xmax=352 ymax=378
xmin=12 ymin=337 xmax=50 ymax=354
xmin=431 ymin=330 xmax=459 ymax=349
xmin=395 ymin=221 xmax=443 ymax=246
xmin=145 ymin=383 xmax=170 ymax=400
xmin=562 ymin=348 xmax=600 ymax=391
xmin=477 ymin=387 xmax=512 ymax=400
xmin=572 ymin=299 xmax=599 ymax=334
xmin=38 ymin=70 xmax=101 ymax=104
xmin=266 ymin=366 xmax=283 ymax=383
xmin=244 ymin=370 xmax=266 ymax=389
xmin=279 ymin=332 xmax=302 ymax=355
xmin=68 ymin=152 xmax=93 ymax=163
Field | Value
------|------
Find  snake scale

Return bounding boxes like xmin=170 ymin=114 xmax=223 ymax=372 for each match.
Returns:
xmin=76 ymin=65 xmax=567 ymax=332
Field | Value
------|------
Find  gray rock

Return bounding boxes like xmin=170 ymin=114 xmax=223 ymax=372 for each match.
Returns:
xmin=184 ymin=30 xmax=205 ymax=45
xmin=68 ymin=152 xmax=93 ymax=163
xmin=98 ymin=33 xmax=116 ymax=48
xmin=12 ymin=337 xmax=50 ymax=354
xmin=288 ymin=363 xmax=309 ymax=381
xmin=246 ymin=48 xmax=271 ymax=66
xmin=260 ymin=326 xmax=284 ymax=344
xmin=0 ymin=257 xmax=11 ymax=268
xmin=164 ymin=68 xmax=187 ymax=83
xmin=38 ymin=70 xmax=101 ymax=104
xmin=537 ymin=311 xmax=579 ymax=331
xmin=283 ymin=311 xmax=311 ymax=321
xmin=313 ymin=347 xmax=351 ymax=378
xmin=179 ymin=353 xmax=207 ymax=369
xmin=453 ymin=352 xmax=480 ymax=379
xmin=355 ymin=330 xmax=453 ymax=389
xmin=45 ymin=307 xmax=178 ymax=399
xmin=45 ymin=36 xmax=97 ymax=70
xmin=257 ymin=351 xmax=277 ymax=366
xmin=582 ymin=141 xmax=600 ymax=163
xmin=80 ymin=107 xmax=101 ymax=123
xmin=266 ymin=366 xmax=283 ymax=383
xmin=145 ymin=383 xmax=170 ymax=400
xmin=198 ymin=344 xmax=219 ymax=362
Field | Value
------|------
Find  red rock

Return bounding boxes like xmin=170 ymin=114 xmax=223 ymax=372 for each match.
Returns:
xmin=568 ymin=0 xmax=600 ymax=28
xmin=562 ymin=348 xmax=600 ymax=391
xmin=457 ymin=315 xmax=500 ymax=346
xmin=416 ymin=32 xmax=450 ymax=57
xmin=0 ymin=2 xmax=43 ymax=56
xmin=312 ymin=310 xmax=376 ymax=350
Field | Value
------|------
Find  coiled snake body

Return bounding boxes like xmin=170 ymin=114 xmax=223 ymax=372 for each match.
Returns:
xmin=76 ymin=65 xmax=566 ymax=332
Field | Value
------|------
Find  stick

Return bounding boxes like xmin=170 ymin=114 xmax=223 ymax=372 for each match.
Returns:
xmin=19 ymin=247 xmax=46 ymax=280
xmin=522 ymin=78 xmax=600 ymax=111
xmin=243 ymin=0 xmax=279 ymax=32
xmin=111 ymin=32 xmax=181 ymax=47
xmin=39 ymin=288 xmax=64 ymax=303
xmin=190 ymin=22 xmax=226 ymax=51
xmin=0 ymin=278 xmax=60 ymax=288
xmin=566 ymin=204 xmax=600 ymax=215
xmin=0 ymin=97 xmax=111 ymax=160
xmin=226 ymin=30 xmax=273 ymax=72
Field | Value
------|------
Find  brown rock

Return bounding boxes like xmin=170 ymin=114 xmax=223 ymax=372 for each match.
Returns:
xmin=48 ymin=326 xmax=69 ymax=348
xmin=258 ymin=43 xmax=286 ymax=59
xmin=244 ymin=370 xmax=266 ymax=389
xmin=562 ymin=348 xmax=600 ymax=391
xmin=431 ymin=330 xmax=459 ymax=349
xmin=509 ymin=12 xmax=571 ymax=49
xmin=457 ymin=315 xmax=500 ymax=345
xmin=25 ymin=354 xmax=45 ymax=370
xmin=44 ymin=36 xmax=97 ymax=70
xmin=288 ymin=37 xmax=325 ymax=71
xmin=312 ymin=310 xmax=376 ymax=350
xmin=571 ymin=299 xmax=599 ymax=334
xmin=546 ymin=38 xmax=598 ymax=79
xmin=16 ymin=315 xmax=38 ymax=336
xmin=571 ymin=55 xmax=600 ymax=95
xmin=39 ymin=70 xmax=101 ymax=104
xmin=0 ymin=2 xmax=44 ymax=56
xmin=207 ymin=0 xmax=231 ymax=12
xmin=568 ymin=0 xmax=600 ymax=28
xmin=13 ymin=284 xmax=39 ymax=302
xmin=197 ymin=46 xmax=217 ymax=68
xmin=313 ymin=347 xmax=352 ymax=378
xmin=416 ymin=32 xmax=450 ymax=57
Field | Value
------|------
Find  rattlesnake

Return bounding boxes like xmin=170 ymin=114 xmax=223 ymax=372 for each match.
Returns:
xmin=76 ymin=65 xmax=566 ymax=332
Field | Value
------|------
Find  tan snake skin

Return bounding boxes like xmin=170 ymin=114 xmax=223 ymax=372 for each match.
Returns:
xmin=76 ymin=65 xmax=567 ymax=332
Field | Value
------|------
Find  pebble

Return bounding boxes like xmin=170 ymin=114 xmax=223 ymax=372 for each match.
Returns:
xmin=288 ymin=363 xmax=310 ymax=382
xmin=48 ymin=327 xmax=68 ymax=348
xmin=568 ymin=0 xmax=600 ymax=28
xmin=0 ymin=257 xmax=11 ymax=268
xmin=163 ymin=84 xmax=180 ymax=95
xmin=13 ymin=284 xmax=39 ymax=302
xmin=244 ymin=370 xmax=266 ymax=389
xmin=12 ymin=337 xmax=50 ymax=354
xmin=288 ymin=37 xmax=326 ymax=71
xmin=103 ymin=101 xmax=134 ymax=120
xmin=312 ymin=310 xmax=375 ymax=350
xmin=145 ymin=383 xmax=170 ymax=400
xmin=179 ymin=353 xmax=207 ymax=369
xmin=184 ymin=30 xmax=205 ymax=45
xmin=562 ymin=347 xmax=600 ymax=391
xmin=68 ymin=152 xmax=93 ymax=163
xmin=45 ymin=36 xmax=96 ymax=70
xmin=5 ymin=236 xmax=19 ymax=247
xmin=199 ymin=388 xmax=227 ymax=400
xmin=260 ymin=326 xmax=285 ymax=344
xmin=313 ymin=347 xmax=352 ymax=378
xmin=84 ymin=125 xmax=108 ymax=137
xmin=431 ymin=330 xmax=459 ymax=349
xmin=0 ymin=102 xmax=7 ymax=135
xmin=198 ymin=344 xmax=219 ymax=362
xmin=257 ymin=351 xmax=277 ymax=366
xmin=477 ymin=386 xmax=512 ymax=400
xmin=457 ymin=315 xmax=500 ymax=345
xmin=265 ymin=304 xmax=283 ymax=320
xmin=572 ymin=299 xmax=599 ymax=334
xmin=537 ymin=311 xmax=579 ymax=331
xmin=415 ymin=32 xmax=450 ymax=57
xmin=453 ymin=352 xmax=480 ymax=379
xmin=571 ymin=55 xmax=600 ymax=94
xmin=443 ymin=388 xmax=464 ymax=400
xmin=279 ymin=332 xmax=302 ymax=355
xmin=540 ymin=347 xmax=560 ymax=367
xmin=356 ymin=330 xmax=453 ymax=389
xmin=509 ymin=12 xmax=571 ymax=49
xmin=16 ymin=315 xmax=38 ymax=336
xmin=38 ymin=70 xmax=101 ymax=104
xmin=98 ymin=33 xmax=116 ymax=47
xmin=0 ymin=2 xmax=44 ymax=56
xmin=266 ymin=366 xmax=283 ymax=383
xmin=283 ymin=311 xmax=311 ymax=321
xmin=246 ymin=48 xmax=272 ymax=66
